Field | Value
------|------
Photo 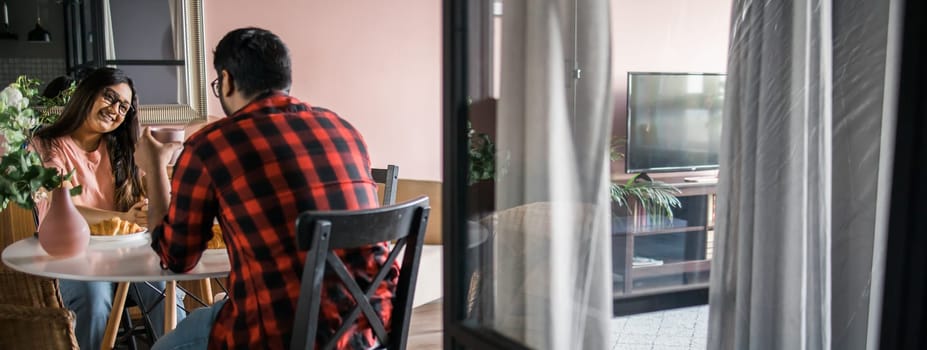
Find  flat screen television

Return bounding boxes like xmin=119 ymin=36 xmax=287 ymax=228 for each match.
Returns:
xmin=625 ymin=72 xmax=725 ymax=173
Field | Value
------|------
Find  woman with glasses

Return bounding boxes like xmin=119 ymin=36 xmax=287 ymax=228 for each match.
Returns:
xmin=30 ymin=67 xmax=187 ymax=350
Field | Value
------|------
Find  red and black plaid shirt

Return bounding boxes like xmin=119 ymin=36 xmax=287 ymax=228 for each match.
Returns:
xmin=151 ymin=93 xmax=398 ymax=350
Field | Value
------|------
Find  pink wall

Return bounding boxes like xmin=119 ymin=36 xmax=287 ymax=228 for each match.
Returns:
xmin=203 ymin=1 xmax=442 ymax=181
xmin=610 ymin=0 xmax=732 ymax=175
xmin=199 ymin=1 xmax=728 ymax=181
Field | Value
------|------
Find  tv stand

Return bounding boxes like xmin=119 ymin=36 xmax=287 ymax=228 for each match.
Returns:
xmin=612 ymin=179 xmax=717 ymax=312
xmin=683 ymin=176 xmax=718 ymax=183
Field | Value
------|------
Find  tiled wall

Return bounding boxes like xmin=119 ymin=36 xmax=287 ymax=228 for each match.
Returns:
xmin=0 ymin=58 xmax=67 ymax=88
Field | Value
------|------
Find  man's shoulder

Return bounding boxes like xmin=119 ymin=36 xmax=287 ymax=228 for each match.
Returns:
xmin=306 ymin=106 xmax=362 ymax=134
xmin=309 ymin=105 xmax=338 ymax=117
xmin=182 ymin=102 xmax=309 ymax=143
xmin=184 ymin=117 xmax=236 ymax=145
xmin=184 ymin=100 xmax=359 ymax=146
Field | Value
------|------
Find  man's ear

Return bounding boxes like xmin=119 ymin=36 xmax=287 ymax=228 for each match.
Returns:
xmin=221 ymin=70 xmax=236 ymax=97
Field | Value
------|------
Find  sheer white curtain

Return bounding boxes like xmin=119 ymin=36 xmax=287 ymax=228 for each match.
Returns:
xmin=491 ymin=0 xmax=613 ymax=348
xmin=102 ymin=0 xmax=115 ymax=62
xmin=709 ymin=0 xmax=897 ymax=349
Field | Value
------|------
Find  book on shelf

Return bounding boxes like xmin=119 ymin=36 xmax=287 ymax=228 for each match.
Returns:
xmin=632 ymin=256 xmax=664 ymax=267
xmin=628 ymin=200 xmax=677 ymax=231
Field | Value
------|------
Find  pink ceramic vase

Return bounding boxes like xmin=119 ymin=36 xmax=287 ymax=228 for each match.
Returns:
xmin=37 ymin=187 xmax=90 ymax=257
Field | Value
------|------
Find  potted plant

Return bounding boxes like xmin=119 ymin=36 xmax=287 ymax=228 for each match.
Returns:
xmin=609 ymin=137 xmax=681 ymax=229
xmin=467 ymin=121 xmax=496 ymax=217
xmin=0 ymin=76 xmax=79 ymax=211
xmin=468 ymin=121 xmax=495 ymax=185
xmin=0 ymin=76 xmax=88 ymax=256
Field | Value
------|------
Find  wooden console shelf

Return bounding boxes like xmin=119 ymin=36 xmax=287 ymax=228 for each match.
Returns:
xmin=632 ymin=259 xmax=712 ymax=279
xmin=613 ymin=177 xmax=717 ymax=297
xmin=612 ymin=283 xmax=709 ymax=300
xmin=626 ymin=225 xmax=707 ymax=236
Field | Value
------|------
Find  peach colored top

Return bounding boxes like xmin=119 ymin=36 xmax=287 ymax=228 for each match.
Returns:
xmin=32 ymin=136 xmax=116 ymax=223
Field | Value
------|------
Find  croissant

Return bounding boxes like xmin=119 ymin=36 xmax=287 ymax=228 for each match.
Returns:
xmin=89 ymin=217 xmax=144 ymax=236
xmin=207 ymin=224 xmax=226 ymax=249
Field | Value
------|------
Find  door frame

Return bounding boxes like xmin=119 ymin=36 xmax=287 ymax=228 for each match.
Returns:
xmin=441 ymin=0 xmax=531 ymax=348
xmin=878 ymin=1 xmax=927 ymax=348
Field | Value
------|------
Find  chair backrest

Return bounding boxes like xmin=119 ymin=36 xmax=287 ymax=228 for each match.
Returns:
xmin=290 ymin=195 xmax=430 ymax=350
xmin=0 ymin=265 xmax=78 ymax=349
xmin=371 ymin=165 xmax=399 ymax=206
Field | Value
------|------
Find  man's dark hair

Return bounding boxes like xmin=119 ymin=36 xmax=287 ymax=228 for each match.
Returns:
xmin=213 ymin=27 xmax=292 ymax=97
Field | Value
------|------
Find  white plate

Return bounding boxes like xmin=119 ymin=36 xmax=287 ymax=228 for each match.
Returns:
xmin=203 ymin=248 xmax=227 ymax=256
xmin=89 ymin=230 xmax=149 ymax=242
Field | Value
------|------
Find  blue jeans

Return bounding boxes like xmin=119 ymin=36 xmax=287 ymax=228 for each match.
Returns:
xmin=59 ymin=280 xmax=188 ymax=350
xmin=152 ymin=299 xmax=226 ymax=350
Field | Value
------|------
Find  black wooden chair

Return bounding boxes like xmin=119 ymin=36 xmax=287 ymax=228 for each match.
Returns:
xmin=290 ymin=196 xmax=430 ymax=350
xmin=372 ymin=165 xmax=399 ymax=206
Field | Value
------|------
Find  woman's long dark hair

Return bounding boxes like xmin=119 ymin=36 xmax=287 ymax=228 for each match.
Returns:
xmin=34 ymin=68 xmax=144 ymax=211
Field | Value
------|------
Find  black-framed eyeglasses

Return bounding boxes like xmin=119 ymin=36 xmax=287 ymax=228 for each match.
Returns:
xmin=101 ymin=88 xmax=132 ymax=116
xmin=210 ymin=78 xmax=220 ymax=98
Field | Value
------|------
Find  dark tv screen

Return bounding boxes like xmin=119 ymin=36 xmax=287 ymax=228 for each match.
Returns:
xmin=626 ymin=72 xmax=725 ymax=173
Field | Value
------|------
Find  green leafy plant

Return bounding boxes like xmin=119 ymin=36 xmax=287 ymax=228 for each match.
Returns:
xmin=610 ymin=136 xmax=625 ymax=161
xmin=14 ymin=75 xmax=75 ymax=126
xmin=610 ymin=174 xmax=681 ymax=227
xmin=0 ymin=76 xmax=78 ymax=211
xmin=609 ymin=137 xmax=681 ymax=227
xmin=468 ymin=121 xmax=495 ymax=185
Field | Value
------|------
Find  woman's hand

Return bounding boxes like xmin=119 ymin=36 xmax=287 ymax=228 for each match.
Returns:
xmin=135 ymin=127 xmax=182 ymax=174
xmin=122 ymin=199 xmax=148 ymax=226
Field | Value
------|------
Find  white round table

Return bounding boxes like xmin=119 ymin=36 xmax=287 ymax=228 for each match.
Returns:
xmin=1 ymin=236 xmax=230 ymax=350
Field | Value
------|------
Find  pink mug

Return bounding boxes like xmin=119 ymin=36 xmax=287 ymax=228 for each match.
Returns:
xmin=150 ymin=127 xmax=185 ymax=165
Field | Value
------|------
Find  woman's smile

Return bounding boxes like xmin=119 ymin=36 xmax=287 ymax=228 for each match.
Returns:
xmin=91 ymin=109 xmax=121 ymax=131
xmin=98 ymin=111 xmax=118 ymax=124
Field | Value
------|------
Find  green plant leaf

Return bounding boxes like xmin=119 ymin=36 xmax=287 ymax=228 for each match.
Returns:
xmin=0 ymin=76 xmax=73 ymax=210
xmin=467 ymin=123 xmax=496 ymax=185
xmin=610 ymin=136 xmax=626 ymax=161
xmin=611 ymin=174 xmax=681 ymax=227
xmin=626 ymin=173 xmax=640 ymax=186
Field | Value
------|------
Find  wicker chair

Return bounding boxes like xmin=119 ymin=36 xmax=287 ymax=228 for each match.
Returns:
xmin=0 ymin=304 xmax=78 ymax=349
xmin=0 ymin=265 xmax=62 ymax=307
xmin=0 ymin=265 xmax=79 ymax=349
xmin=0 ymin=203 xmax=78 ymax=349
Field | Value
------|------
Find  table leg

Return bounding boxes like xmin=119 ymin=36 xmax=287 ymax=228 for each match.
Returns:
xmin=200 ymin=278 xmax=214 ymax=305
xmin=102 ymin=282 xmax=130 ymax=350
xmin=165 ymin=280 xmax=177 ymax=333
